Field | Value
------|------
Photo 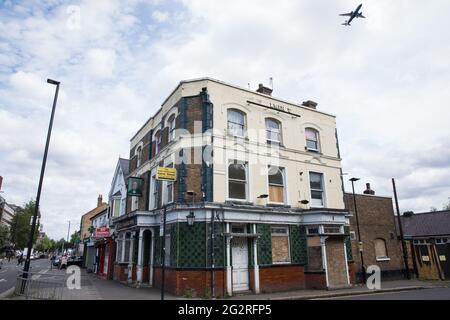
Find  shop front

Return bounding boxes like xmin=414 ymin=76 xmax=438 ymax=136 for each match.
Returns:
xmin=93 ymin=227 xmax=115 ymax=280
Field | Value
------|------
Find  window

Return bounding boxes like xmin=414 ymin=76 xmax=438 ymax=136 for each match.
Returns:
xmin=231 ymin=225 xmax=246 ymax=234
xmin=305 ymin=128 xmax=320 ymax=152
xmin=268 ymin=166 xmax=285 ymax=203
xmin=168 ymin=115 xmax=176 ymax=142
xmin=307 ymin=226 xmax=319 ymax=235
xmin=124 ymin=233 xmax=131 ymax=263
xmin=227 ymin=109 xmax=246 ymax=137
xmin=151 ymin=175 xmax=158 ymax=209
xmin=112 ymin=198 xmax=121 ymax=217
xmin=436 ymin=238 xmax=449 ymax=245
xmin=265 ymin=118 xmax=282 ymax=144
xmin=374 ymin=238 xmax=389 ymax=261
xmin=323 ymin=225 xmax=343 ymax=234
xmin=271 ymin=226 xmax=290 ymax=263
xmin=136 ymin=146 xmax=142 ymax=167
xmin=309 ymin=172 xmax=325 ymax=207
xmin=117 ymin=235 xmax=123 ymax=262
xmin=228 ymin=161 xmax=247 ymax=200
xmin=155 ymin=130 xmax=162 ymax=154
xmin=413 ymin=239 xmax=429 ymax=245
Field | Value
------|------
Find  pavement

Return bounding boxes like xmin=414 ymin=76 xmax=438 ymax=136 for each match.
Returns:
xmin=2 ymin=262 xmax=450 ymax=300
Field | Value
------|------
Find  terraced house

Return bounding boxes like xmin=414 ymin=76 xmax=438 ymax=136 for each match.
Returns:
xmin=112 ymin=78 xmax=354 ymax=297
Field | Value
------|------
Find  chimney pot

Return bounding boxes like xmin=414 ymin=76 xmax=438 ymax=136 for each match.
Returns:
xmin=0 ymin=176 xmax=3 ymax=191
xmin=97 ymin=194 xmax=103 ymax=207
xmin=363 ymin=183 xmax=375 ymax=195
xmin=302 ymin=100 xmax=318 ymax=109
xmin=256 ymin=83 xmax=273 ymax=96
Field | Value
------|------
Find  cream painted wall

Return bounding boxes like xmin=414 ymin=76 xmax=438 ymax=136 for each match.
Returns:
xmin=128 ymin=78 xmax=345 ymax=210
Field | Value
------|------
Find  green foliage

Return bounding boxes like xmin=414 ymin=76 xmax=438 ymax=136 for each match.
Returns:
xmin=70 ymin=230 xmax=81 ymax=244
xmin=9 ymin=200 xmax=40 ymax=249
xmin=443 ymin=200 xmax=450 ymax=211
xmin=0 ymin=224 xmax=10 ymax=248
xmin=35 ymin=235 xmax=53 ymax=252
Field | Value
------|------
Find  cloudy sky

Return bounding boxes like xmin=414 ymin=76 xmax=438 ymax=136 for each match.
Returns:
xmin=1 ymin=0 xmax=449 ymax=240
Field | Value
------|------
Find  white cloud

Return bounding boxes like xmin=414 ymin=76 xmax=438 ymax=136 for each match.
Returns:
xmin=1 ymin=0 xmax=449 ymax=240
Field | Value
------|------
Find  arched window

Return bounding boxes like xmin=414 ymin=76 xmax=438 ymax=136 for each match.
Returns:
xmin=305 ymin=128 xmax=320 ymax=152
xmin=374 ymin=238 xmax=388 ymax=260
xmin=168 ymin=115 xmax=176 ymax=142
xmin=228 ymin=161 xmax=247 ymax=200
xmin=268 ymin=166 xmax=285 ymax=203
xmin=265 ymin=118 xmax=282 ymax=144
xmin=136 ymin=146 xmax=142 ymax=167
xmin=227 ymin=109 xmax=246 ymax=137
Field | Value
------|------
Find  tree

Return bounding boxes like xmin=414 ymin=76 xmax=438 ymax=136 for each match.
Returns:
xmin=443 ymin=200 xmax=450 ymax=211
xmin=9 ymin=200 xmax=40 ymax=249
xmin=35 ymin=235 xmax=53 ymax=252
xmin=430 ymin=207 xmax=438 ymax=212
xmin=70 ymin=230 xmax=81 ymax=245
xmin=0 ymin=224 xmax=10 ymax=249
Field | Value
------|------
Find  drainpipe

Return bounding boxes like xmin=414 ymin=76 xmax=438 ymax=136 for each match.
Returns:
xmin=211 ymin=209 xmax=215 ymax=299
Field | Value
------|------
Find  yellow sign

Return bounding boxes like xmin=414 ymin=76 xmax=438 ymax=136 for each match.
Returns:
xmin=422 ymin=256 xmax=430 ymax=262
xmin=156 ymin=167 xmax=177 ymax=181
xmin=439 ymin=255 xmax=447 ymax=262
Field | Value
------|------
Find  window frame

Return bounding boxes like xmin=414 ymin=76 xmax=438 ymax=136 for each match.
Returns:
xmin=270 ymin=225 xmax=291 ymax=264
xmin=227 ymin=160 xmax=248 ymax=201
xmin=168 ymin=115 xmax=176 ymax=142
xmin=267 ymin=166 xmax=286 ymax=204
xmin=136 ymin=145 xmax=142 ymax=167
xmin=374 ymin=238 xmax=390 ymax=261
xmin=227 ymin=109 xmax=247 ymax=138
xmin=265 ymin=118 xmax=282 ymax=145
xmin=305 ymin=128 xmax=320 ymax=152
xmin=309 ymin=171 xmax=326 ymax=208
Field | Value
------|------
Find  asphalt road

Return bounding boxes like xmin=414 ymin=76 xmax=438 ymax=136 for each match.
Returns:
xmin=0 ymin=258 xmax=52 ymax=298
xmin=329 ymin=287 xmax=450 ymax=300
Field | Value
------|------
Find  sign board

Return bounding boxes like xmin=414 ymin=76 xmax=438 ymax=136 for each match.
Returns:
xmin=156 ymin=167 xmax=177 ymax=181
xmin=127 ymin=177 xmax=144 ymax=197
xmin=422 ymin=255 xmax=430 ymax=262
xmin=439 ymin=255 xmax=447 ymax=262
xmin=94 ymin=227 xmax=110 ymax=238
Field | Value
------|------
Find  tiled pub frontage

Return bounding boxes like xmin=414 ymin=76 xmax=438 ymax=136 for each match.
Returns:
xmin=112 ymin=204 xmax=354 ymax=297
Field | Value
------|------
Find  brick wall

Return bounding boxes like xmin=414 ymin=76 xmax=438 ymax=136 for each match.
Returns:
xmin=305 ymin=271 xmax=327 ymax=289
xmin=153 ymin=267 xmax=226 ymax=297
xmin=344 ymin=193 xmax=405 ymax=279
xmin=259 ymin=265 xmax=305 ymax=293
xmin=113 ymin=263 xmax=128 ymax=282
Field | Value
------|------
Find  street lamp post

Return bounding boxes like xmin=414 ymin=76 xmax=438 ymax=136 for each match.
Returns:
xmin=349 ymin=177 xmax=366 ymax=284
xmin=21 ymin=79 xmax=60 ymax=293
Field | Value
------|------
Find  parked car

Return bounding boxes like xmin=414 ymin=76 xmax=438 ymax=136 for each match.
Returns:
xmin=52 ymin=256 xmax=61 ymax=266
xmin=67 ymin=256 xmax=83 ymax=267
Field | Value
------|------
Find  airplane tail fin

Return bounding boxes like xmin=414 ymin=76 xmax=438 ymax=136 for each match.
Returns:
xmin=341 ymin=21 xmax=350 ymax=26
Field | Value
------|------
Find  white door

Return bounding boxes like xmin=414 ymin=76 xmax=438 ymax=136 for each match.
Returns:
xmin=232 ymin=237 xmax=249 ymax=292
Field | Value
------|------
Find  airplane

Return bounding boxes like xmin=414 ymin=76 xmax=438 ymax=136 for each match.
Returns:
xmin=340 ymin=3 xmax=366 ymax=26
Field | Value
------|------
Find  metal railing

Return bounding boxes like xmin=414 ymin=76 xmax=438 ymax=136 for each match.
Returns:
xmin=15 ymin=271 xmax=66 ymax=300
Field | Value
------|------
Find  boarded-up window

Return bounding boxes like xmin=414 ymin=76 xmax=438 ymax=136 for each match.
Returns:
xmin=271 ymin=226 xmax=290 ymax=263
xmin=374 ymin=238 xmax=388 ymax=259
xmin=268 ymin=166 xmax=284 ymax=203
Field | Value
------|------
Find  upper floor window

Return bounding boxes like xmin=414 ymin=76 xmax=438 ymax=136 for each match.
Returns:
xmin=305 ymin=128 xmax=320 ymax=152
xmin=227 ymin=109 xmax=246 ymax=138
xmin=136 ymin=146 xmax=142 ymax=167
xmin=112 ymin=197 xmax=121 ymax=218
xmin=374 ymin=238 xmax=389 ymax=260
xmin=155 ymin=130 xmax=162 ymax=154
xmin=265 ymin=118 xmax=282 ymax=144
xmin=228 ymin=161 xmax=247 ymax=200
xmin=309 ymin=172 xmax=324 ymax=207
xmin=268 ymin=166 xmax=285 ymax=203
xmin=168 ymin=115 xmax=176 ymax=142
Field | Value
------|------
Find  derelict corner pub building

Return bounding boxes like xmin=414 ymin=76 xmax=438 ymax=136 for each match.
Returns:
xmin=111 ymin=78 xmax=354 ymax=297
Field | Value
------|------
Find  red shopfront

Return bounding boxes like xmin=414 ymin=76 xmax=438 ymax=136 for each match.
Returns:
xmin=93 ymin=227 xmax=115 ymax=280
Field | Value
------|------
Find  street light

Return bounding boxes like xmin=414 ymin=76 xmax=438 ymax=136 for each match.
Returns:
xmin=21 ymin=79 xmax=60 ymax=293
xmin=349 ymin=177 xmax=366 ymax=284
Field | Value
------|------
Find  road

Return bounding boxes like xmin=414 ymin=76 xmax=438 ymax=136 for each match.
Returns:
xmin=0 ymin=258 xmax=52 ymax=298
xmin=328 ymin=287 xmax=450 ymax=300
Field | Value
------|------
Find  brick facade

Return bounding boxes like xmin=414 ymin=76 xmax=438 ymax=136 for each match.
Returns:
xmin=325 ymin=236 xmax=349 ymax=287
xmin=258 ymin=265 xmax=305 ymax=293
xmin=344 ymin=193 xmax=405 ymax=281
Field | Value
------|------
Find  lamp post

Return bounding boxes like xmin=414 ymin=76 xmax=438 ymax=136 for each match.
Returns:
xmin=21 ymin=79 xmax=60 ymax=293
xmin=349 ymin=177 xmax=366 ymax=284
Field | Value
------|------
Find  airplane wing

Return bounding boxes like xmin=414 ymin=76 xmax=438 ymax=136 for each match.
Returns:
xmin=339 ymin=12 xmax=353 ymax=17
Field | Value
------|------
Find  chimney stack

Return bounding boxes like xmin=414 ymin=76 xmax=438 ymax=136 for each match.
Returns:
xmin=0 ymin=176 xmax=3 ymax=191
xmin=97 ymin=194 xmax=103 ymax=207
xmin=363 ymin=183 xmax=375 ymax=195
xmin=302 ymin=100 xmax=318 ymax=109
xmin=256 ymin=83 xmax=273 ymax=96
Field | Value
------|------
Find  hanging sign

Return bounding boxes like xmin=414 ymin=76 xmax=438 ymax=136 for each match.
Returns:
xmin=127 ymin=177 xmax=144 ymax=197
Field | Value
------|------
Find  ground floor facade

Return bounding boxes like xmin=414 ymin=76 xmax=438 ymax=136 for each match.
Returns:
xmin=111 ymin=203 xmax=354 ymax=297
xmin=408 ymin=237 xmax=450 ymax=280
